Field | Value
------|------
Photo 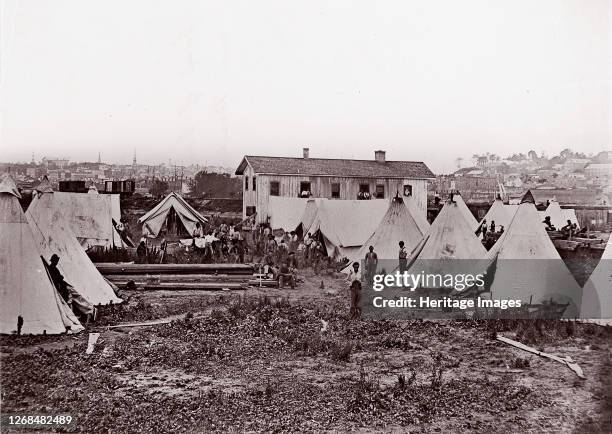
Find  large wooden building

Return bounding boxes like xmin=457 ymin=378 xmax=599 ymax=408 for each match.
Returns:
xmin=235 ymin=149 xmax=435 ymax=224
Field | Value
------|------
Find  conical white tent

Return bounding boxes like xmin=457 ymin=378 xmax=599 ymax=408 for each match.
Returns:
xmin=541 ymin=199 xmax=579 ymax=230
xmin=477 ymin=198 xmax=518 ymax=232
xmin=267 ymin=196 xmax=310 ymax=231
xmin=26 ymin=185 xmax=122 ymax=306
xmin=0 ymin=175 xmax=83 ymax=335
xmin=404 ymin=198 xmax=486 ymax=288
xmin=139 ymin=192 xmax=208 ymax=238
xmin=305 ymin=199 xmax=388 ymax=261
xmin=484 ymin=193 xmax=582 ymax=317
xmin=347 ymin=197 xmax=425 ymax=268
xmin=51 ymin=191 xmax=126 ymax=248
xmin=580 ymin=236 xmax=612 ymax=320
xmin=412 ymin=198 xmax=487 ymax=260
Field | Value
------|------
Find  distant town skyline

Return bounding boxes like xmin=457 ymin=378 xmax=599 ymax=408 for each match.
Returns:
xmin=1 ymin=0 xmax=610 ymax=173
xmin=1 ymin=145 xmax=609 ymax=173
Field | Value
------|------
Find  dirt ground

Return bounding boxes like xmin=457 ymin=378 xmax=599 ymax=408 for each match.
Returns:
xmin=1 ymin=271 xmax=611 ymax=433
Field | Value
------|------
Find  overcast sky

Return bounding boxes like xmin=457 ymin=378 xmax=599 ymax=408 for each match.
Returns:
xmin=0 ymin=0 xmax=610 ymax=173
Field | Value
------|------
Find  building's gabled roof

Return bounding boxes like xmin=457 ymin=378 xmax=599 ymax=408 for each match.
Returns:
xmin=235 ymin=155 xmax=435 ymax=179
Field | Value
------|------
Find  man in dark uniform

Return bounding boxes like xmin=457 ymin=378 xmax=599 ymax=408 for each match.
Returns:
xmin=347 ymin=262 xmax=362 ymax=319
xmin=398 ymin=241 xmax=408 ymax=273
xmin=48 ymin=254 xmax=69 ymax=302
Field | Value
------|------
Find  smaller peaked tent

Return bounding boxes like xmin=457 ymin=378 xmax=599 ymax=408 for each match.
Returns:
xmin=267 ymin=196 xmax=310 ymax=231
xmin=26 ymin=181 xmax=122 ymax=306
xmin=0 ymin=174 xmax=83 ymax=335
xmin=305 ymin=199 xmax=388 ymax=261
xmin=541 ymin=199 xmax=579 ymax=230
xmin=406 ymin=197 xmax=487 ymax=287
xmin=52 ymin=191 xmax=126 ymax=249
xmin=477 ymin=198 xmax=518 ymax=232
xmin=484 ymin=191 xmax=582 ymax=317
xmin=580 ymin=236 xmax=612 ymax=320
xmin=411 ymin=198 xmax=487 ymax=261
xmin=139 ymin=191 xmax=208 ymax=238
xmin=346 ymin=196 xmax=425 ymax=268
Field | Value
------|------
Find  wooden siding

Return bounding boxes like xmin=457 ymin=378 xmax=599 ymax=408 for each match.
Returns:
xmin=240 ymin=162 xmax=429 ymax=224
xmin=241 ymin=165 xmax=257 ymax=218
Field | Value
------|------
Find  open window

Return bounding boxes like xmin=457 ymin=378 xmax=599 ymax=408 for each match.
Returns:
xmin=252 ymin=176 xmax=256 ymax=191
xmin=358 ymin=184 xmax=371 ymax=200
xmin=331 ymin=183 xmax=340 ymax=199
xmin=375 ymin=184 xmax=385 ymax=199
xmin=246 ymin=206 xmax=256 ymax=216
xmin=300 ymin=181 xmax=311 ymax=198
xmin=403 ymin=184 xmax=413 ymax=197
xmin=244 ymin=176 xmax=249 ymax=191
xmin=270 ymin=181 xmax=280 ymax=196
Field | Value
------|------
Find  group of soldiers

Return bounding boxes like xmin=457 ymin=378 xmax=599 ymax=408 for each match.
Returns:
xmin=542 ymin=216 xmax=582 ymax=239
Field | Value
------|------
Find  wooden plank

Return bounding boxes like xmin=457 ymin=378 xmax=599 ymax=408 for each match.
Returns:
xmin=110 ymin=281 xmax=247 ymax=290
xmin=496 ymin=335 xmax=585 ymax=379
xmin=247 ymin=279 xmax=278 ymax=287
xmin=95 ymin=263 xmax=254 ymax=275
xmin=106 ymin=319 xmax=173 ymax=329
xmin=572 ymin=237 xmax=603 ymax=245
xmin=104 ymin=274 xmax=252 ymax=282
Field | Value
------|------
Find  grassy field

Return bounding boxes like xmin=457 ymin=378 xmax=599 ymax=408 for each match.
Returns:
xmin=1 ymin=272 xmax=611 ymax=433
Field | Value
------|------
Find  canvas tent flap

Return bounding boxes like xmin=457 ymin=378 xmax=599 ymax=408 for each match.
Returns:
xmin=1 ymin=178 xmax=83 ymax=335
xmin=305 ymin=199 xmax=388 ymax=261
xmin=26 ymin=191 xmax=122 ymax=306
xmin=0 ymin=173 xmax=21 ymax=197
xmin=484 ymin=202 xmax=582 ymax=318
xmin=138 ymin=192 xmax=208 ymax=238
xmin=299 ymin=198 xmax=326 ymax=234
xmin=267 ymin=196 xmax=310 ymax=231
xmin=581 ymin=236 xmax=612 ymax=319
xmin=51 ymin=192 xmax=127 ymax=249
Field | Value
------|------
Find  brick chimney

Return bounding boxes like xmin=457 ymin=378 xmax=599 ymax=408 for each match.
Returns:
xmin=303 ymin=147 xmax=309 ymax=159
xmin=375 ymin=150 xmax=386 ymax=163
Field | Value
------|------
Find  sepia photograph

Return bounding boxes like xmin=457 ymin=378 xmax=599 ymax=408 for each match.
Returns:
xmin=0 ymin=0 xmax=611 ymax=432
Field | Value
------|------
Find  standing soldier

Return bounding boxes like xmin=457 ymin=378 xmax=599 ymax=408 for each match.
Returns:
xmin=364 ymin=246 xmax=378 ymax=284
xmin=347 ymin=262 xmax=362 ymax=319
xmin=398 ymin=241 xmax=408 ymax=273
